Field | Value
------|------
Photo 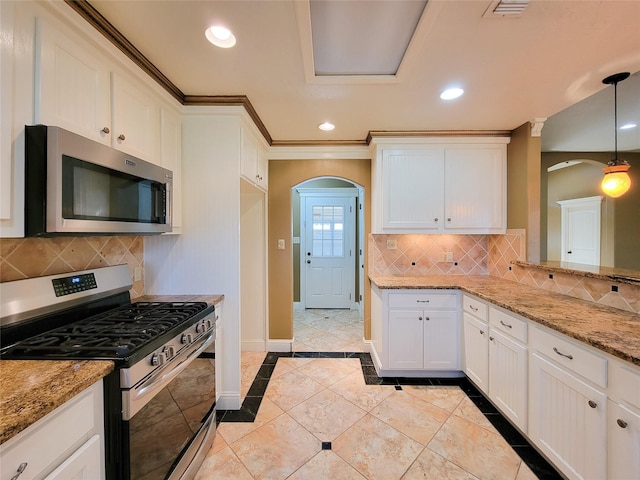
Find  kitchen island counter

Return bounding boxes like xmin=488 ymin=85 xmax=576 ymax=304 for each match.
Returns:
xmin=370 ymin=274 xmax=640 ymax=367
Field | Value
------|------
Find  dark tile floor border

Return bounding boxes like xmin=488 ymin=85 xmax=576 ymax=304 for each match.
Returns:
xmin=216 ymin=351 xmax=562 ymax=480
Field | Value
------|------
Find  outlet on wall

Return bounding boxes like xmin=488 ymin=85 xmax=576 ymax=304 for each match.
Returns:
xmin=446 ymin=252 xmax=454 ymax=263
xmin=386 ymin=239 xmax=397 ymax=250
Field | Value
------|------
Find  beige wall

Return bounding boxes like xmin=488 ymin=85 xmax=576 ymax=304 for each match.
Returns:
xmin=268 ymin=159 xmax=371 ymax=340
xmin=507 ymin=123 xmax=542 ymax=262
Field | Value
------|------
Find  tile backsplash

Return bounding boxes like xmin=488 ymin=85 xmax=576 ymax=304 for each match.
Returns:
xmin=369 ymin=233 xmax=489 ymax=275
xmin=0 ymin=236 xmax=144 ymax=298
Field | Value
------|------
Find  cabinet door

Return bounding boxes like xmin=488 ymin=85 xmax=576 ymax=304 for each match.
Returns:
xmin=444 ymin=147 xmax=505 ymax=231
xmin=241 ymin=129 xmax=258 ymax=182
xmin=382 ymin=149 xmax=444 ymax=230
xmin=529 ymin=352 xmax=607 ymax=480
xmin=44 ymin=435 xmax=102 ymax=480
xmin=160 ymin=106 xmax=182 ymax=232
xmin=463 ymin=313 xmax=488 ymax=393
xmin=488 ymin=329 xmax=527 ymax=431
xmin=256 ymin=149 xmax=268 ymax=190
xmin=35 ymin=18 xmax=111 ymax=145
xmin=608 ymin=401 xmax=640 ymax=480
xmin=111 ymin=72 xmax=159 ymax=160
xmin=424 ymin=310 xmax=459 ymax=370
xmin=388 ymin=309 xmax=424 ymax=369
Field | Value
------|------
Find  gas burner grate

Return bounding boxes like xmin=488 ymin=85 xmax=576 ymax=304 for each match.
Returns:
xmin=2 ymin=301 xmax=211 ymax=360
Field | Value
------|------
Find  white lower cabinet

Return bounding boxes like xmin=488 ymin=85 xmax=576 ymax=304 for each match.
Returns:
xmin=463 ymin=312 xmax=488 ymax=392
xmin=388 ymin=309 xmax=459 ymax=370
xmin=608 ymin=400 xmax=640 ymax=480
xmin=529 ymin=326 xmax=607 ymax=480
xmin=0 ymin=381 xmax=104 ymax=480
xmin=371 ymin=290 xmax=460 ymax=376
xmin=488 ymin=328 xmax=527 ymax=431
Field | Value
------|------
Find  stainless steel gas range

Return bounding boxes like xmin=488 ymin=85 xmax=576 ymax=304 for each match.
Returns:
xmin=0 ymin=265 xmax=218 ymax=480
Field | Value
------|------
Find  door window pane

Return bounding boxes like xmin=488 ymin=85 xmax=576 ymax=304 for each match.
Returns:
xmin=312 ymin=205 xmax=344 ymax=257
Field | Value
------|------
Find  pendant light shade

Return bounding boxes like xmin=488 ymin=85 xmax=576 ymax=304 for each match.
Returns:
xmin=601 ymin=72 xmax=631 ymax=198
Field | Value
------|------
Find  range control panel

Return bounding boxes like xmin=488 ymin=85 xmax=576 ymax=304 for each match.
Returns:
xmin=52 ymin=273 xmax=97 ymax=297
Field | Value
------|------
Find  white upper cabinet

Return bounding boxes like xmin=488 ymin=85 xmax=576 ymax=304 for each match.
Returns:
xmin=382 ymin=149 xmax=443 ymax=230
xmin=240 ymin=127 xmax=268 ymax=191
xmin=372 ymin=139 xmax=509 ymax=234
xmin=444 ymin=147 xmax=505 ymax=231
xmin=36 ymin=16 xmax=162 ymax=164
xmin=35 ymin=17 xmax=111 ymax=145
xmin=110 ymin=72 xmax=159 ymax=161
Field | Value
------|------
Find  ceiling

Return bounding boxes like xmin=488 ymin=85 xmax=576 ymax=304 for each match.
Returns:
xmin=85 ymin=0 xmax=640 ymax=148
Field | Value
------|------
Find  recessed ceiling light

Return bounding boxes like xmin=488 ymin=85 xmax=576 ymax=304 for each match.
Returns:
xmin=205 ymin=25 xmax=236 ymax=48
xmin=440 ymin=87 xmax=464 ymax=100
xmin=318 ymin=122 xmax=335 ymax=131
xmin=620 ymin=123 xmax=637 ymax=130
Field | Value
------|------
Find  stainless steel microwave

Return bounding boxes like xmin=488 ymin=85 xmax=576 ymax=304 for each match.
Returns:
xmin=25 ymin=125 xmax=172 ymax=236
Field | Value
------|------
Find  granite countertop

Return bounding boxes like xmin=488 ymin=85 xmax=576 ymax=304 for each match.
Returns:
xmin=0 ymin=360 xmax=114 ymax=445
xmin=370 ymin=274 xmax=640 ymax=367
xmin=0 ymin=293 xmax=224 ymax=445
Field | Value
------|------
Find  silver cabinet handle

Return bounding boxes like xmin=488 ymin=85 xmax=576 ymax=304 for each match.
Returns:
xmin=500 ymin=320 xmax=513 ymax=329
xmin=101 ymin=127 xmax=110 ymax=134
xmin=469 ymin=305 xmax=478 ymax=312
xmin=588 ymin=400 xmax=597 ymax=409
xmin=11 ymin=463 xmax=27 ymax=480
xmin=118 ymin=133 xmax=126 ymax=141
xmin=553 ymin=347 xmax=573 ymax=360
xmin=416 ymin=299 xmax=430 ymax=303
xmin=617 ymin=419 xmax=628 ymax=428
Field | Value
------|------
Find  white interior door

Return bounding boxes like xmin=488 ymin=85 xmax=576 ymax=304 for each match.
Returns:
xmin=302 ymin=191 xmax=356 ymax=309
xmin=558 ymin=196 xmax=603 ymax=266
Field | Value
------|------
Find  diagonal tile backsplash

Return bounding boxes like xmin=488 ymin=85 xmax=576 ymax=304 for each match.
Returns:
xmin=0 ymin=236 xmax=144 ymax=298
xmin=369 ymin=234 xmax=489 ymax=276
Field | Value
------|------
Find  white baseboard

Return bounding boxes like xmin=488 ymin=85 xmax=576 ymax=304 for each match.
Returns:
xmin=361 ymin=338 xmax=372 ymax=353
xmin=216 ymin=392 xmax=242 ymax=410
xmin=267 ymin=339 xmax=293 ymax=352
xmin=241 ymin=340 xmax=267 ymax=352
xmin=293 ymin=302 xmax=303 ymax=312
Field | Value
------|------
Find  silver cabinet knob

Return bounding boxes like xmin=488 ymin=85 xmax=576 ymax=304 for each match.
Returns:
xmin=434 ymin=218 xmax=438 ymax=222
xmin=617 ymin=419 xmax=628 ymax=428
xmin=118 ymin=133 xmax=126 ymax=141
xmin=101 ymin=127 xmax=110 ymax=134
xmin=418 ymin=316 xmax=423 ymax=321
xmin=479 ymin=330 xmax=485 ymax=335
xmin=588 ymin=400 xmax=597 ymax=409
xmin=489 ymin=336 xmax=494 ymax=341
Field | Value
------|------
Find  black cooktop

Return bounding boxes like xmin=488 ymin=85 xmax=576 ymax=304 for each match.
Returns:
xmin=1 ymin=301 xmax=213 ymax=362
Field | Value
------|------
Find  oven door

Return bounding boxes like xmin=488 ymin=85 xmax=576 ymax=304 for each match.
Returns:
xmin=125 ymin=352 xmax=216 ymax=480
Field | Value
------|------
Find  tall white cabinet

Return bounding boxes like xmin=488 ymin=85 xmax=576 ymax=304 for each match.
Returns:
xmin=371 ymin=137 xmax=509 ymax=234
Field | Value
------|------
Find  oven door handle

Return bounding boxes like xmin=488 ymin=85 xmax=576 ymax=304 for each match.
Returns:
xmin=132 ymin=330 xmax=214 ymax=403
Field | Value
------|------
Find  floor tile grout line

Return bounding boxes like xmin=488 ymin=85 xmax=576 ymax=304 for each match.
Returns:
xmin=219 ymin=351 xmax=561 ymax=479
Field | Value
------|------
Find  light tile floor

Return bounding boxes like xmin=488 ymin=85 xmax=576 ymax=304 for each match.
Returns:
xmin=195 ymin=310 xmax=557 ymax=480
xmin=292 ymin=309 xmax=364 ymax=352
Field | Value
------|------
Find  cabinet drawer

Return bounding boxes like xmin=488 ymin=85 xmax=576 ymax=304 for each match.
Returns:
xmin=609 ymin=360 xmax=640 ymax=409
xmin=489 ymin=307 xmax=527 ymax=343
xmin=530 ymin=325 xmax=607 ymax=388
xmin=463 ymin=295 xmax=487 ymax=321
xmin=388 ymin=292 xmax=457 ymax=309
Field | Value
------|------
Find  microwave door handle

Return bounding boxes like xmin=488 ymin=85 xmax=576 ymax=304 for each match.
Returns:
xmin=165 ymin=183 xmax=172 ymax=227
xmin=152 ymin=185 xmax=164 ymax=222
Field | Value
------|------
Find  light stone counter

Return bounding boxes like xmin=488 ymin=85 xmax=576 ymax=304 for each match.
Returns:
xmin=0 ymin=360 xmax=114 ymax=444
xmin=370 ymin=275 xmax=640 ymax=367
xmin=0 ymin=294 xmax=224 ymax=445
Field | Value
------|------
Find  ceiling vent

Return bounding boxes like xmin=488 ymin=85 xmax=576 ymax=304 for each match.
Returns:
xmin=483 ymin=0 xmax=529 ymax=18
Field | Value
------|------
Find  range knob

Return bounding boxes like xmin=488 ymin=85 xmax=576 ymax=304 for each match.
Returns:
xmin=196 ymin=321 xmax=208 ymax=334
xmin=162 ymin=345 xmax=175 ymax=360
xmin=181 ymin=333 xmax=193 ymax=344
xmin=151 ymin=352 xmax=166 ymax=366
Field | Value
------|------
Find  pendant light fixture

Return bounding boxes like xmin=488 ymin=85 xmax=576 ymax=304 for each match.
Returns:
xmin=601 ymin=72 xmax=631 ymax=198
